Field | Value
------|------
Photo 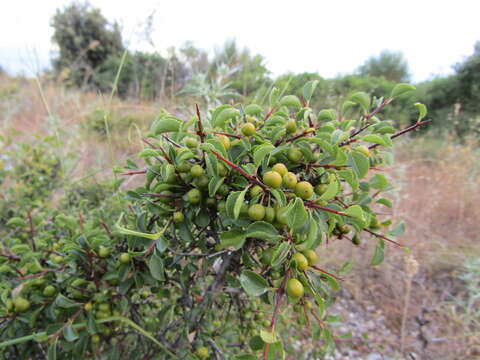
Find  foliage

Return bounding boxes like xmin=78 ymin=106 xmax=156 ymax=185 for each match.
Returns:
xmin=51 ymin=2 xmax=124 ymax=88
xmin=357 ymin=50 xmax=410 ymax=83
xmin=0 ymin=81 xmax=427 ymax=358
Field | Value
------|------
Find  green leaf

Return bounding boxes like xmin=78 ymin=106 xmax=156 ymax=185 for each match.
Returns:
xmin=6 ymin=217 xmax=27 ymax=227
xmin=271 ymin=242 xmax=291 ymax=267
xmin=63 ymin=325 xmax=79 ymax=342
xmin=279 ymin=95 xmax=302 ymax=109
xmin=214 ymin=107 xmax=240 ymax=129
xmin=370 ymin=174 xmax=389 ymax=190
xmin=391 ymin=83 xmax=416 ymax=98
xmin=341 ymin=100 xmax=356 ymax=115
xmin=253 ymin=144 xmax=275 ymax=166
xmin=152 ymin=115 xmax=181 ymax=135
xmin=319 ymin=178 xmax=339 ymax=201
xmin=114 ymin=213 xmax=169 ymax=241
xmin=249 ymin=335 xmax=264 ymax=351
xmin=303 ymin=80 xmax=319 ymax=104
xmin=318 ymin=109 xmax=337 ymax=121
xmin=233 ymin=188 xmax=248 ymax=219
xmin=338 ymin=169 xmax=359 ymax=192
xmin=348 ymin=152 xmax=369 ymax=179
xmin=239 ymin=271 xmax=269 ymax=296
xmin=376 ymin=198 xmax=392 ymax=208
xmin=362 ymin=134 xmax=388 ymax=146
xmin=208 ymin=176 xmax=225 ymax=197
xmin=246 ymin=222 xmax=281 ymax=242
xmin=371 ymin=239 xmax=386 ymax=266
xmin=245 ymin=104 xmax=264 ymax=117
xmin=350 ymin=92 xmax=370 ymax=114
xmin=389 ymin=221 xmax=406 ymax=237
xmin=234 ymin=355 xmax=257 ymax=360
xmin=260 ymin=329 xmax=278 ymax=344
xmin=148 ymin=254 xmax=165 ymax=281
xmin=285 ymin=198 xmax=308 ymax=230
xmin=47 ymin=338 xmax=58 ymax=360
xmin=267 ymin=341 xmax=285 ymax=360
xmin=220 ymin=229 xmax=247 ymax=250
xmin=54 ymin=294 xmax=80 ymax=309
xmin=415 ymin=102 xmax=427 ymax=121
xmin=344 ymin=205 xmax=365 ymax=223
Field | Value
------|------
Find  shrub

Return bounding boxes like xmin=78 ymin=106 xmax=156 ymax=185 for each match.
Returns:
xmin=0 ymin=82 xmax=428 ymax=359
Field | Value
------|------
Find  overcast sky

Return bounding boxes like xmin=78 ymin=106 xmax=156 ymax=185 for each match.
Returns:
xmin=1 ymin=0 xmax=479 ymax=82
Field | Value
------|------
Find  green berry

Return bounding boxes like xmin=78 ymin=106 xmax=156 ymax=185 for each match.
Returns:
xmin=250 ymin=185 xmax=263 ymax=198
xmin=43 ymin=285 xmax=57 ymax=297
xmin=263 ymin=171 xmax=282 ymax=188
xmin=196 ymin=346 xmax=209 ymax=359
xmin=14 ymin=297 xmax=30 ymax=312
xmin=293 ymin=253 xmax=309 ymax=271
xmin=173 ymin=211 xmax=185 ymax=223
xmin=218 ymin=135 xmax=231 ymax=150
xmin=287 ymin=148 xmax=303 ymax=163
xmin=295 ymin=181 xmax=314 ymax=200
xmin=241 ymin=123 xmax=256 ymax=136
xmin=272 ymin=163 xmax=288 ymax=176
xmin=286 ymin=279 xmax=304 ymax=299
xmin=184 ymin=137 xmax=199 ymax=148
xmin=260 ymin=248 xmax=275 ymax=266
xmin=264 ymin=206 xmax=276 ymax=223
xmin=275 ymin=206 xmax=289 ymax=225
xmin=302 ymin=249 xmax=318 ymax=266
xmin=282 ymin=172 xmax=298 ymax=189
xmin=91 ymin=334 xmax=101 ymax=345
xmin=187 ymin=188 xmax=202 ymax=204
xmin=356 ymin=145 xmax=370 ymax=157
xmin=314 ymin=184 xmax=328 ymax=195
xmin=285 ymin=119 xmax=297 ymax=134
xmin=248 ymin=204 xmax=266 ymax=221
xmin=119 ymin=253 xmax=130 ymax=264
xmin=98 ymin=246 xmax=110 ymax=258
xmin=190 ymin=164 xmax=205 ymax=177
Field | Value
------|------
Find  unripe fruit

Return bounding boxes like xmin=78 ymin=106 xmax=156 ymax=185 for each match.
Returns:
xmin=305 ymin=300 xmax=314 ymax=310
xmin=262 ymin=319 xmax=271 ymax=327
xmin=196 ymin=346 xmax=209 ymax=359
xmin=339 ymin=224 xmax=350 ymax=234
xmin=282 ymin=172 xmax=298 ymax=189
xmin=314 ymin=184 xmax=328 ymax=195
xmin=287 ymin=148 xmax=303 ymax=163
xmin=272 ymin=163 xmax=288 ymax=176
xmin=173 ymin=211 xmax=185 ymax=223
xmin=190 ymin=164 xmax=205 ymax=177
xmin=293 ymin=253 xmax=309 ymax=271
xmin=98 ymin=303 xmax=110 ymax=312
xmin=53 ymin=255 xmax=64 ymax=264
xmin=271 ymin=271 xmax=281 ymax=280
xmin=295 ymin=181 xmax=314 ymax=200
xmin=213 ymin=320 xmax=222 ymax=328
xmin=158 ymin=190 xmax=174 ymax=204
xmin=218 ymin=163 xmax=228 ymax=177
xmin=119 ymin=253 xmax=130 ymax=264
xmin=85 ymin=302 xmax=94 ymax=311
xmin=275 ymin=206 xmax=289 ymax=225
xmin=241 ymin=123 xmax=256 ymax=136
xmin=52 ymin=242 xmax=61 ymax=251
xmin=187 ymin=189 xmax=202 ymax=204
xmin=195 ymin=175 xmax=209 ymax=189
xmin=98 ymin=246 xmax=110 ymax=258
xmin=264 ymin=207 xmax=276 ymax=223
xmin=263 ymin=171 xmax=282 ymax=188
xmin=14 ymin=297 xmax=30 ymax=312
xmin=218 ymin=184 xmax=229 ymax=196
xmin=43 ymin=285 xmax=57 ymax=297
xmin=6 ymin=299 xmax=14 ymax=312
xmin=91 ymin=334 xmax=101 ymax=345
xmin=356 ymin=145 xmax=370 ymax=157
xmin=218 ymin=135 xmax=231 ymax=150
xmin=248 ymin=204 xmax=265 ymax=221
xmin=286 ymin=278 xmax=304 ymax=299
xmin=260 ymin=247 xmax=275 ymax=265
xmin=250 ymin=185 xmax=263 ymax=198
xmin=184 ymin=137 xmax=199 ymax=148
xmin=285 ymin=119 xmax=297 ymax=134
xmin=177 ymin=162 xmax=192 ymax=173
xmin=302 ymin=249 xmax=318 ymax=266
xmin=217 ymin=200 xmax=226 ymax=212
xmin=352 ymin=234 xmax=361 ymax=246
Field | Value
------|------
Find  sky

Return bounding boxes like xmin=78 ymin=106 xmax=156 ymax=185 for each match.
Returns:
xmin=1 ymin=0 xmax=479 ymax=83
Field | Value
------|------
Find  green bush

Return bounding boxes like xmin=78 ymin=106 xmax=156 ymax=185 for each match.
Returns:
xmin=0 ymin=82 xmax=428 ymax=359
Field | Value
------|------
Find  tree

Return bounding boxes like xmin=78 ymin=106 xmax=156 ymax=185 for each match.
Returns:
xmin=51 ymin=2 xmax=124 ymax=88
xmin=358 ymin=50 xmax=410 ymax=82
xmin=454 ymin=41 xmax=480 ymax=114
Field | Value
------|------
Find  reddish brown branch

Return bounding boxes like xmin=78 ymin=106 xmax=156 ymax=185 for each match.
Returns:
xmin=211 ymin=151 xmax=269 ymax=191
xmin=19 ymin=266 xmax=66 ymax=281
xmin=368 ymin=120 xmax=431 ymax=149
xmin=213 ymin=132 xmax=242 ymax=139
xmin=309 ymin=164 xmax=347 ymax=169
xmin=364 ymin=228 xmax=404 ymax=247
xmin=305 ymin=201 xmax=352 ymax=218
xmin=196 ymin=104 xmax=206 ymax=143
xmin=285 ymin=128 xmax=316 ymax=143
xmin=120 ymin=169 xmax=146 ymax=176
xmin=0 ymin=253 xmax=20 ymax=260
xmin=311 ymin=266 xmax=344 ymax=281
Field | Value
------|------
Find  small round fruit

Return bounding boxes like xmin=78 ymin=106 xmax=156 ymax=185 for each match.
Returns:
xmin=190 ymin=164 xmax=205 ymax=178
xmin=272 ymin=163 xmax=288 ymax=176
xmin=282 ymin=172 xmax=298 ymax=189
xmin=263 ymin=171 xmax=282 ymax=189
xmin=217 ymin=200 xmax=226 ymax=212
xmin=305 ymin=300 xmax=314 ymax=310
xmin=218 ymin=184 xmax=229 ymax=196
xmin=98 ymin=303 xmax=110 ymax=312
xmin=6 ymin=299 xmax=14 ymax=312
xmin=287 ymin=148 xmax=303 ymax=163
xmin=158 ymin=191 xmax=174 ymax=204
xmin=314 ymin=184 xmax=328 ymax=195
xmin=352 ymin=234 xmax=361 ymax=246
xmin=195 ymin=175 xmax=209 ymax=189
xmin=187 ymin=189 xmax=202 ymax=204
xmin=286 ymin=279 xmax=304 ymax=299
xmin=14 ymin=297 xmax=30 ymax=312
xmin=293 ymin=253 xmax=309 ymax=271
xmin=196 ymin=346 xmax=209 ymax=359
xmin=302 ymin=249 xmax=318 ymax=266
xmin=218 ymin=163 xmax=228 ymax=177
xmin=52 ymin=242 xmax=61 ymax=251
xmin=250 ymin=185 xmax=263 ymax=198
xmin=43 ymin=285 xmax=57 ymax=297
xmin=271 ymin=271 xmax=281 ymax=280
xmin=275 ymin=206 xmax=289 ymax=225
xmin=213 ymin=320 xmax=222 ymax=328
xmin=184 ymin=137 xmax=199 ymax=148
xmin=119 ymin=253 xmax=130 ymax=264
xmin=52 ymin=255 xmax=64 ymax=264
xmin=264 ymin=207 xmax=275 ymax=223
xmin=177 ymin=162 xmax=192 ymax=173
xmin=91 ymin=334 xmax=101 ymax=345
xmin=248 ymin=204 xmax=266 ymax=221
xmin=339 ymin=224 xmax=350 ymax=234
xmin=262 ymin=319 xmax=271 ymax=327
xmin=285 ymin=119 xmax=297 ymax=134
xmin=173 ymin=211 xmax=185 ymax=223
xmin=218 ymin=135 xmax=231 ymax=150
xmin=98 ymin=246 xmax=110 ymax=258
xmin=356 ymin=145 xmax=370 ymax=157
xmin=295 ymin=181 xmax=314 ymax=200
xmin=84 ymin=302 xmax=94 ymax=311
xmin=260 ymin=248 xmax=275 ymax=266
xmin=241 ymin=123 xmax=256 ymax=136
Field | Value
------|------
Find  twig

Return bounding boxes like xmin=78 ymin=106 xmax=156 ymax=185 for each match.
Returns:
xmin=0 ymin=253 xmax=20 ymax=260
xmin=368 ymin=120 xmax=431 ymax=149
xmin=211 ymin=151 xmax=269 ymax=191
xmin=120 ymin=169 xmax=147 ymax=176
xmin=173 ymin=249 xmax=230 ymax=259
xmin=19 ymin=266 xmax=66 ymax=281
xmin=50 ymin=308 xmax=84 ymax=340
xmin=311 ymin=266 xmax=344 ymax=281
xmin=213 ymin=132 xmax=242 ymax=139
xmin=196 ymin=104 xmax=206 ymax=143
xmin=162 ymin=135 xmax=182 ymax=148
xmin=305 ymin=201 xmax=352 ymax=218
xmin=364 ymin=228 xmax=404 ymax=247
